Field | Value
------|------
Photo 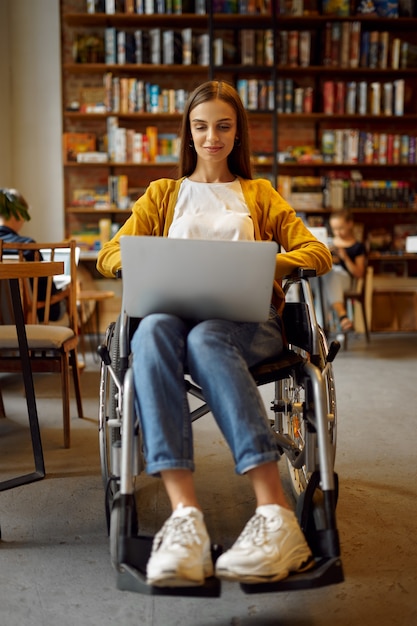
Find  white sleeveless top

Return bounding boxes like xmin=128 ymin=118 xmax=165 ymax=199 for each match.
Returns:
xmin=168 ymin=178 xmax=255 ymax=241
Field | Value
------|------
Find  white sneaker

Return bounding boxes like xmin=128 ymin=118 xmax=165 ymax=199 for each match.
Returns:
xmin=146 ymin=504 xmax=213 ymax=587
xmin=215 ymin=504 xmax=313 ymax=583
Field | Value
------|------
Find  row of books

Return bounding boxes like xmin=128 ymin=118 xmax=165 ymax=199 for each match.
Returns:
xmin=237 ymin=79 xmax=275 ymax=110
xmin=87 ymin=0 xmax=207 ymax=13
xmin=323 ymin=177 xmax=413 ymax=210
xmin=278 ymin=0 xmax=406 ymax=17
xmin=63 ymin=126 xmax=179 ymax=164
xmin=278 ymin=174 xmax=414 ymax=211
xmin=322 ymin=79 xmax=405 ymax=116
xmin=103 ymin=74 xmax=189 ymax=113
xmin=86 ymin=0 xmax=275 ymax=14
xmin=277 ymin=79 xmax=313 ymax=113
xmin=104 ymin=27 xmax=206 ymax=64
xmin=322 ymin=24 xmax=417 ymax=70
xmin=107 ymin=118 xmax=179 ymax=162
xmin=321 ymin=129 xmax=417 ymax=165
xmin=72 ymin=176 xmax=130 ymax=210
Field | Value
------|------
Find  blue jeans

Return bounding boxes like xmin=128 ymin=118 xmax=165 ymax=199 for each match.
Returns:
xmin=131 ymin=309 xmax=283 ymax=476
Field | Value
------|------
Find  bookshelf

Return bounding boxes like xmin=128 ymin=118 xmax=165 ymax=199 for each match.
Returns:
xmin=270 ymin=12 xmax=417 ymax=257
xmin=60 ymin=1 xmax=417 ymax=264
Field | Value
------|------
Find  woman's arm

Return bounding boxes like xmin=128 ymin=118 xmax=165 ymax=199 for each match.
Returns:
xmin=96 ymin=179 xmax=177 ymax=277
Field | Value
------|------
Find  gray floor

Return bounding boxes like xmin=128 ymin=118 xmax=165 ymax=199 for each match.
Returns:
xmin=1 ymin=332 xmax=416 ymax=626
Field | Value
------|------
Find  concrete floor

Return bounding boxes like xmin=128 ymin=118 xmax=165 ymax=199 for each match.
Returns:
xmin=0 ymin=332 xmax=416 ymax=626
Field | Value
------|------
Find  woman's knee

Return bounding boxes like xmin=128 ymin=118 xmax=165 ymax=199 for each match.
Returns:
xmin=187 ymin=320 xmax=230 ymax=356
xmin=132 ymin=313 xmax=184 ymax=350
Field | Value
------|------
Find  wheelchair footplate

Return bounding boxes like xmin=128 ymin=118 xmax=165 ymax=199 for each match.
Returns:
xmin=240 ymin=555 xmax=344 ymax=594
xmin=114 ymin=536 xmax=342 ymax=596
xmin=115 ymin=534 xmax=222 ymax=597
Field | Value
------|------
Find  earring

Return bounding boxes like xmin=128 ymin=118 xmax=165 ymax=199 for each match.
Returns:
xmin=189 ymin=138 xmax=194 ymax=148
xmin=234 ymin=137 xmax=241 ymax=146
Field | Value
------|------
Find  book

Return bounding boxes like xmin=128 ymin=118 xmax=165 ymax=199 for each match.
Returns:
xmin=105 ymin=27 xmax=117 ymax=64
xmin=321 ymin=129 xmax=335 ymax=162
xmin=264 ymin=29 xmax=274 ymax=66
xmin=299 ymin=31 xmax=311 ymax=67
xmin=117 ymin=31 xmax=126 ymax=64
xmin=322 ymin=0 xmax=350 ymax=16
xmin=63 ymin=132 xmax=96 ymax=162
xmin=241 ymin=30 xmax=256 ymax=65
xmin=323 ymin=22 xmax=332 ymax=66
xmin=349 ymin=21 xmax=361 ymax=68
xmin=368 ymin=31 xmax=379 ymax=68
xmin=150 ymin=28 xmax=161 ymax=64
xmin=182 ymin=28 xmax=193 ymax=65
xmin=370 ymin=82 xmax=381 ymax=115
xmin=346 ymin=81 xmax=357 ymax=115
xmin=359 ymin=31 xmax=370 ymax=68
xmin=335 ymin=81 xmax=345 ymax=114
xmin=330 ymin=23 xmax=341 ymax=66
xmin=379 ymin=31 xmax=389 ymax=69
xmin=288 ymin=30 xmax=299 ymax=66
xmin=284 ymin=78 xmax=294 ymax=113
xmin=391 ymin=37 xmax=401 ymax=69
xmin=340 ymin=22 xmax=350 ymax=68
xmin=278 ymin=31 xmax=288 ymax=65
xmin=383 ymin=82 xmax=393 ymax=115
xmin=323 ymin=81 xmax=334 ymax=114
xmin=115 ymin=127 xmax=127 ymax=162
xmin=394 ymin=78 xmax=404 ymax=115
xmin=358 ymin=81 xmax=367 ymax=115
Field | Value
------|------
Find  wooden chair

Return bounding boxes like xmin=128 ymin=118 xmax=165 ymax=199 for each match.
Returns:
xmin=343 ymin=262 xmax=372 ymax=344
xmin=0 ymin=240 xmax=83 ymax=448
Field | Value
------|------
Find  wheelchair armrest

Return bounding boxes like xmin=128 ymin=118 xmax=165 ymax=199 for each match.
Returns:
xmin=283 ymin=267 xmax=317 ymax=281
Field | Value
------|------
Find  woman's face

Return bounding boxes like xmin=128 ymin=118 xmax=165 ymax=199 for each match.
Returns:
xmin=189 ymin=98 xmax=237 ymax=166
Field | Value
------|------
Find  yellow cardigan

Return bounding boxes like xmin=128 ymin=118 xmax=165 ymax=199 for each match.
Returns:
xmin=97 ymin=176 xmax=332 ymax=314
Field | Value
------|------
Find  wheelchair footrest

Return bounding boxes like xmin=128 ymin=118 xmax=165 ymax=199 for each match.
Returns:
xmin=116 ymin=535 xmax=222 ymax=597
xmin=240 ymin=556 xmax=344 ymax=594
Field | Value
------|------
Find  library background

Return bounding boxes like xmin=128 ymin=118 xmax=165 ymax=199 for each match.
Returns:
xmin=60 ymin=0 xmax=417 ymax=332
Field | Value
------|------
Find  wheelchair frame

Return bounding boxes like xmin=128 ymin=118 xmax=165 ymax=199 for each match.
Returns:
xmin=98 ymin=269 xmax=343 ymax=596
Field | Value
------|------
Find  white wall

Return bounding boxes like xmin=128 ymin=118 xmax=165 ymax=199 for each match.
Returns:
xmin=0 ymin=0 xmax=64 ymax=241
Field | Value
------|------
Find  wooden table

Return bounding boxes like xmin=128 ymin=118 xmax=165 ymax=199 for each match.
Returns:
xmin=0 ymin=261 xmax=64 ymax=492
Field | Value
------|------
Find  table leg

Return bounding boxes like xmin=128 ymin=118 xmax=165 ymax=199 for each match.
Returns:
xmin=0 ymin=278 xmax=45 ymax=491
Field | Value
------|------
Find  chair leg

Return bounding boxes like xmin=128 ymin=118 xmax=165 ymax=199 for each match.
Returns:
xmin=70 ymin=348 xmax=84 ymax=419
xmin=361 ymin=302 xmax=371 ymax=342
xmin=61 ymin=355 xmax=71 ymax=449
xmin=0 ymin=385 xmax=6 ymax=418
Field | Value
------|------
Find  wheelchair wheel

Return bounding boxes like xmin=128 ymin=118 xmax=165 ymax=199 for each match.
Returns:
xmin=284 ymin=329 xmax=337 ymax=500
xmin=98 ymin=316 xmax=122 ymax=493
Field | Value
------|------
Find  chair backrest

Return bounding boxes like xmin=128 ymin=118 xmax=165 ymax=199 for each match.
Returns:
xmin=0 ymin=239 xmax=78 ymax=334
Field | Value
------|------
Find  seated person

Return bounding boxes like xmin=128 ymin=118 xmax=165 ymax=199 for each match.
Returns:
xmin=322 ymin=208 xmax=366 ymax=333
xmin=97 ymin=81 xmax=332 ymax=588
xmin=0 ymin=188 xmax=63 ymax=321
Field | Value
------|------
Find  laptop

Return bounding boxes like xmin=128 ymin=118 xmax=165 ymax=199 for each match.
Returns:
xmin=40 ymin=247 xmax=80 ymax=290
xmin=120 ymin=236 xmax=278 ymax=322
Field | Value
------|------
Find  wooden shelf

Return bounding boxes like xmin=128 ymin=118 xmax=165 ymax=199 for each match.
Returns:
xmin=63 ymin=62 xmax=209 ymax=75
xmin=61 ymin=4 xmax=417 ymax=260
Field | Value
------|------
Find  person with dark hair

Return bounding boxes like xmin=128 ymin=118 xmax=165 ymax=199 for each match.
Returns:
xmin=97 ymin=81 xmax=332 ymax=587
xmin=0 ymin=188 xmax=62 ymax=321
xmin=324 ymin=208 xmax=367 ymax=333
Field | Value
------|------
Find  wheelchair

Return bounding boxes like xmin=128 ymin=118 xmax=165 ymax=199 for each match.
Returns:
xmin=97 ymin=268 xmax=343 ymax=597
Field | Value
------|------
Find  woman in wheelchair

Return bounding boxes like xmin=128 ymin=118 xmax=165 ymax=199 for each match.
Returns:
xmin=97 ymin=81 xmax=332 ymax=588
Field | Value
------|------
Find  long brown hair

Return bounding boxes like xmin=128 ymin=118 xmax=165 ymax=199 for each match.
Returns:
xmin=178 ymin=81 xmax=252 ymax=179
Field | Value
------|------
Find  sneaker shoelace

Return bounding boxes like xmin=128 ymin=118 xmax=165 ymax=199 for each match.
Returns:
xmin=152 ymin=515 xmax=203 ymax=554
xmin=236 ymin=513 xmax=277 ymax=548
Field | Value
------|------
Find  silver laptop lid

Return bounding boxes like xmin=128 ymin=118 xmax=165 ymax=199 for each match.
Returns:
xmin=120 ymin=236 xmax=278 ymax=322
